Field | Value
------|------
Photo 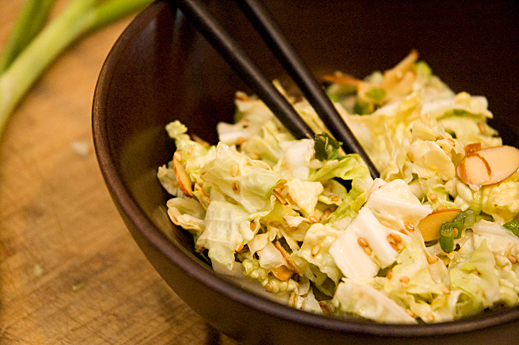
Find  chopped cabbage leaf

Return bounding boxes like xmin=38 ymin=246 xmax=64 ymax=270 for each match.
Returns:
xmin=201 ymin=143 xmax=281 ymax=215
xmin=158 ymin=51 xmax=519 ymax=323
xmin=332 ymin=279 xmax=418 ymax=324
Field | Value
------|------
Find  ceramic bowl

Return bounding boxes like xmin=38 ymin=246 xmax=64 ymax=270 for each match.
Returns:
xmin=93 ymin=1 xmax=519 ymax=344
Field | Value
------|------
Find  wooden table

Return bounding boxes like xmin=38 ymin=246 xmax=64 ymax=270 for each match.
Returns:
xmin=0 ymin=1 xmax=238 ymax=344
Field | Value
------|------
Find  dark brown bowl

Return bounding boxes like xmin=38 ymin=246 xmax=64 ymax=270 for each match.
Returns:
xmin=93 ymin=1 xmax=519 ymax=344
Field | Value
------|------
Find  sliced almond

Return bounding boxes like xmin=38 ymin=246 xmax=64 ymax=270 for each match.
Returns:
xmin=274 ymin=241 xmax=303 ymax=276
xmin=271 ymin=265 xmax=294 ymax=281
xmin=173 ymin=151 xmax=193 ymax=197
xmin=457 ymin=145 xmax=519 ymax=189
xmin=464 ymin=142 xmax=482 ymax=155
xmin=383 ymin=49 xmax=419 ymax=88
xmin=319 ymin=71 xmax=361 ymax=86
xmin=417 ymin=208 xmax=461 ymax=242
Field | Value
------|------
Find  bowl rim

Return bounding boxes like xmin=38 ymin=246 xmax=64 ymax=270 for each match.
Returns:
xmin=92 ymin=0 xmax=519 ymax=338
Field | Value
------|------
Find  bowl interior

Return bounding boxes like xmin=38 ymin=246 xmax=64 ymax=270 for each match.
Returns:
xmin=93 ymin=0 xmax=519 ymax=344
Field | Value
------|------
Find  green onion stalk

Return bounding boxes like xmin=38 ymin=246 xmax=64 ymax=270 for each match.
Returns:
xmin=0 ymin=0 xmax=153 ymax=139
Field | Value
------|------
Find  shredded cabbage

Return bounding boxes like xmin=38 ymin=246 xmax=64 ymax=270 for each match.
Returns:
xmin=158 ymin=50 xmax=519 ymax=323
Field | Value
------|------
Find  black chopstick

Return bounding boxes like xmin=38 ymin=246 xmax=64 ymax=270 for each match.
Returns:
xmin=174 ymin=0 xmax=314 ymax=141
xmin=174 ymin=0 xmax=379 ymax=179
xmin=234 ymin=0 xmax=379 ymax=179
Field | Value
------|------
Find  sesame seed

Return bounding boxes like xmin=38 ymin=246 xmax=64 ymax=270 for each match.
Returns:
xmin=320 ymin=209 xmax=332 ymax=221
xmin=363 ymin=246 xmax=373 ymax=256
xmin=406 ymin=309 xmax=415 ymax=318
xmin=357 ymin=237 xmax=368 ymax=247
xmin=390 ymin=242 xmax=403 ymax=252
xmin=380 ymin=220 xmax=392 ymax=228
xmin=437 ymin=206 xmax=447 ymax=211
xmin=427 ymin=255 xmax=439 ymax=264
xmin=508 ymin=254 xmax=517 ymax=264
xmin=235 ymin=242 xmax=244 ymax=252
xmin=429 ymin=192 xmax=437 ymax=201
xmin=400 ymin=276 xmax=410 ymax=284
xmin=265 ymin=283 xmax=273 ymax=292
xmin=250 ymin=221 xmax=257 ymax=232
xmin=390 ymin=233 xmax=402 ymax=243
xmin=249 ymin=152 xmax=259 ymax=160
xmin=237 ymin=137 xmax=246 ymax=145
xmin=173 ymin=150 xmax=182 ymax=161
xmin=331 ymin=196 xmax=339 ymax=202
xmin=311 ymin=245 xmax=321 ymax=256
xmin=309 ymin=215 xmax=319 ymax=223
xmin=230 ymin=164 xmax=239 ymax=177
xmin=427 ymin=313 xmax=435 ymax=322
xmin=404 ymin=222 xmax=415 ymax=232
xmin=400 ymin=276 xmax=410 ymax=288
xmin=453 ymin=227 xmax=459 ymax=238
xmin=387 ymin=269 xmax=393 ymax=280
xmin=232 ymin=183 xmax=240 ymax=194
xmin=478 ymin=122 xmax=486 ymax=134
xmin=448 ymin=138 xmax=456 ymax=146
xmin=406 ymin=151 xmax=415 ymax=163
xmin=441 ymin=286 xmax=451 ymax=295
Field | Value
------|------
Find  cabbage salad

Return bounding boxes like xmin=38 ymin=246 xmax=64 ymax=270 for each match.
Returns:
xmin=157 ymin=50 xmax=519 ymax=323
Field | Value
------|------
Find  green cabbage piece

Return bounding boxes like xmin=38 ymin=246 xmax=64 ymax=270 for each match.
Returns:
xmin=449 ymin=240 xmax=501 ymax=316
xmin=165 ymin=197 xmax=206 ymax=237
xmin=309 ymin=154 xmax=369 ymax=182
xmin=293 ymin=223 xmax=342 ymax=284
xmin=201 ymin=143 xmax=281 ymax=215
xmin=166 ymin=120 xmax=215 ymax=184
xmin=332 ymin=279 xmax=418 ymax=323
xmin=481 ymin=180 xmax=519 ymax=223
xmin=285 ymin=178 xmax=323 ymax=217
xmin=196 ymin=200 xmax=250 ymax=269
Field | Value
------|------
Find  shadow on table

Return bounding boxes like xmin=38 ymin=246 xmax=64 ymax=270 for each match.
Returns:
xmin=205 ymin=323 xmax=241 ymax=345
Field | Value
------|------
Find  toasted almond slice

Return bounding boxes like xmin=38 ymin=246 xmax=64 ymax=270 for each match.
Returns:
xmin=464 ymin=143 xmax=482 ymax=155
xmin=417 ymin=208 xmax=461 ymax=242
xmin=457 ymin=145 xmax=519 ymax=189
xmin=319 ymin=71 xmax=361 ymax=86
xmin=383 ymin=49 xmax=419 ymax=88
xmin=271 ymin=265 xmax=294 ymax=281
xmin=274 ymin=241 xmax=303 ymax=276
xmin=173 ymin=152 xmax=193 ymax=197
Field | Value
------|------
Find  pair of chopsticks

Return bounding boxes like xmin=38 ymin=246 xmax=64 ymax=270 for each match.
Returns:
xmin=173 ymin=0 xmax=379 ymax=178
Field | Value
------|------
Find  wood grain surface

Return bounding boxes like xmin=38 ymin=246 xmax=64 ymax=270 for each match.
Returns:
xmin=0 ymin=1 xmax=238 ymax=344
